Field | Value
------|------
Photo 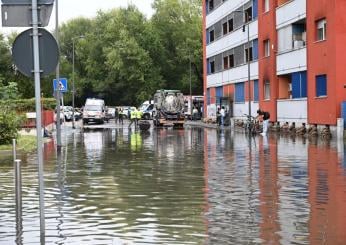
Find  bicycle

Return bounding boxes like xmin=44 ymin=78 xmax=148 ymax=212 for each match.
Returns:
xmin=243 ymin=114 xmax=259 ymax=135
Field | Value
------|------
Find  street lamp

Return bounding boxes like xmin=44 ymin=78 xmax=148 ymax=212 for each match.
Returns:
xmin=234 ymin=10 xmax=252 ymax=118
xmin=72 ymin=35 xmax=85 ymax=129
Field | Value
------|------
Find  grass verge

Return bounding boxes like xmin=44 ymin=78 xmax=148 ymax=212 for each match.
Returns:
xmin=0 ymin=135 xmax=37 ymax=152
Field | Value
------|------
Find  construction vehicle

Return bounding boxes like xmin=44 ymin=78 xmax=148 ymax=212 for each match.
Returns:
xmin=153 ymin=90 xmax=185 ymax=127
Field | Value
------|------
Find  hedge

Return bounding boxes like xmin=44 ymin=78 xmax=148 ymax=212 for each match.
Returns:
xmin=0 ymin=108 xmax=23 ymax=145
xmin=0 ymin=98 xmax=56 ymax=112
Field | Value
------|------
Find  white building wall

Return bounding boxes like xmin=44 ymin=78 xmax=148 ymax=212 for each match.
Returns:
xmin=276 ymin=47 xmax=306 ymax=75
xmin=233 ymin=102 xmax=259 ymax=118
xmin=277 ymin=98 xmax=307 ymax=123
xmin=276 ymin=0 xmax=306 ymax=29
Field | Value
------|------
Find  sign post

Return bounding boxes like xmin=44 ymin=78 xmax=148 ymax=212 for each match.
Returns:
xmin=31 ymin=0 xmax=45 ymax=242
xmin=1 ymin=0 xmax=57 ymax=242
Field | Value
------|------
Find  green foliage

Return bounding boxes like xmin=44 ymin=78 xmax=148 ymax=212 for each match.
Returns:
xmin=1 ymin=0 xmax=203 ymax=106
xmin=0 ymin=109 xmax=22 ymax=145
xmin=0 ymin=98 xmax=56 ymax=112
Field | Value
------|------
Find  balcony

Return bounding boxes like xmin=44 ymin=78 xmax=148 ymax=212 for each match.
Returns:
xmin=207 ymin=61 xmax=259 ymax=88
xmin=206 ymin=20 xmax=258 ymax=58
xmin=276 ymin=0 xmax=306 ymax=29
xmin=277 ymin=98 xmax=307 ymax=123
xmin=206 ymin=0 xmax=244 ymax=28
xmin=276 ymin=47 xmax=306 ymax=75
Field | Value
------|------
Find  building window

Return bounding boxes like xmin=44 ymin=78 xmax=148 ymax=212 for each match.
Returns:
xmin=208 ymin=0 xmax=214 ymax=12
xmin=316 ymin=74 xmax=327 ymax=97
xmin=244 ymin=6 xmax=252 ymax=23
xmin=222 ymin=22 xmax=228 ymax=35
xmin=264 ymin=80 xmax=270 ymax=100
xmin=264 ymin=39 xmax=270 ymax=57
xmin=292 ymin=71 xmax=307 ymax=98
xmin=228 ymin=18 xmax=234 ymax=32
xmin=209 ymin=30 xmax=215 ymax=42
xmin=229 ymin=54 xmax=234 ymax=68
xmin=316 ymin=18 xmax=326 ymax=41
xmin=223 ymin=56 xmax=229 ymax=69
xmin=264 ymin=0 xmax=269 ymax=12
xmin=245 ymin=46 xmax=253 ymax=62
xmin=210 ymin=60 xmax=215 ymax=74
xmin=253 ymin=80 xmax=259 ymax=102
xmin=235 ymin=82 xmax=245 ymax=102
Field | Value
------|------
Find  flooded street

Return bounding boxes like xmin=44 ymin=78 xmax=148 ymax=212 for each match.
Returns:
xmin=1 ymin=126 xmax=346 ymax=244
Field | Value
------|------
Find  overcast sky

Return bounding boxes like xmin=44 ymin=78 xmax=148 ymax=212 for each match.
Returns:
xmin=0 ymin=0 xmax=154 ymax=35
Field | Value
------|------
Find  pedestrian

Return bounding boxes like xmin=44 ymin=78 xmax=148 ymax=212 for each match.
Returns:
xmin=118 ymin=108 xmax=124 ymax=125
xmin=192 ymin=107 xmax=198 ymax=121
xmin=114 ymin=108 xmax=119 ymax=124
xmin=257 ymin=109 xmax=270 ymax=136
xmin=220 ymin=106 xmax=226 ymax=126
xmin=216 ymin=107 xmax=221 ymax=126
xmin=135 ymin=108 xmax=142 ymax=129
xmin=128 ymin=107 xmax=138 ymax=129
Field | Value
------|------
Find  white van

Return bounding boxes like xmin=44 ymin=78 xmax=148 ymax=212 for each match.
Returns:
xmin=83 ymin=98 xmax=106 ymax=124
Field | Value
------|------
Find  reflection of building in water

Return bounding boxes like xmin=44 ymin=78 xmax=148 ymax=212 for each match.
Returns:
xmin=308 ymin=142 xmax=346 ymax=244
xmin=83 ymin=131 xmax=105 ymax=163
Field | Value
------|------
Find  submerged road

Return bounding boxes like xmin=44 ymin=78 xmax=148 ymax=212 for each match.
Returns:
xmin=0 ymin=123 xmax=346 ymax=244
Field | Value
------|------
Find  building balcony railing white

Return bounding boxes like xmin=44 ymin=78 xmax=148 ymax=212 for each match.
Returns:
xmin=276 ymin=0 xmax=306 ymax=29
xmin=206 ymin=0 xmax=246 ymax=28
xmin=276 ymin=47 xmax=306 ymax=75
xmin=206 ymin=20 xmax=258 ymax=58
xmin=277 ymin=98 xmax=307 ymax=123
xmin=207 ymin=61 xmax=259 ymax=88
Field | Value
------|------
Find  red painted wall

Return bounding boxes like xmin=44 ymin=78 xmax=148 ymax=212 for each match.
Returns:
xmin=223 ymin=84 xmax=234 ymax=99
xmin=258 ymin=0 xmax=278 ymax=122
xmin=334 ymin=1 xmax=346 ymax=123
xmin=307 ymin=0 xmax=337 ymax=125
xmin=210 ymin=87 xmax=216 ymax=104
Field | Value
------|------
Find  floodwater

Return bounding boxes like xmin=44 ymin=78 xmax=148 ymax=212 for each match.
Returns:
xmin=1 ymin=126 xmax=346 ymax=244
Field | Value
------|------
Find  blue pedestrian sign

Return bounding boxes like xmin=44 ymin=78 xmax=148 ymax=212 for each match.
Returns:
xmin=53 ymin=78 xmax=68 ymax=93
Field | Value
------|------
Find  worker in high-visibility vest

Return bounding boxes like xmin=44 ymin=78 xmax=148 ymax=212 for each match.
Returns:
xmin=128 ymin=108 xmax=137 ymax=128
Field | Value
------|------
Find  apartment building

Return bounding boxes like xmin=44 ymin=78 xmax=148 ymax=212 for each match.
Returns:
xmin=203 ymin=0 xmax=346 ymax=126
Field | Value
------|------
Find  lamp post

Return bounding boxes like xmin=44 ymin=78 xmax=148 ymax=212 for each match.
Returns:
xmin=189 ymin=52 xmax=192 ymax=117
xmin=235 ymin=10 xmax=252 ymax=118
xmin=72 ymin=35 xmax=84 ymax=129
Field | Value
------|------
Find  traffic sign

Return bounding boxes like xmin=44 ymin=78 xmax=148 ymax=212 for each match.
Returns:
xmin=1 ymin=0 xmax=54 ymax=27
xmin=53 ymin=78 xmax=68 ymax=93
xmin=12 ymin=28 xmax=59 ymax=77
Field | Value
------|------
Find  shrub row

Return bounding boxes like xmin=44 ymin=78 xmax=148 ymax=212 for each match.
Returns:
xmin=0 ymin=109 xmax=23 ymax=145
xmin=0 ymin=98 xmax=56 ymax=112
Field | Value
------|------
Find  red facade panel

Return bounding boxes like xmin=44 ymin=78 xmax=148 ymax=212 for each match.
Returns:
xmin=258 ymin=0 xmax=278 ymax=122
xmin=307 ymin=0 xmax=337 ymax=125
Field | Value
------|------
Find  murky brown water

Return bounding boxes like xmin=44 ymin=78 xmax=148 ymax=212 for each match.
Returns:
xmin=1 ymin=126 xmax=346 ymax=244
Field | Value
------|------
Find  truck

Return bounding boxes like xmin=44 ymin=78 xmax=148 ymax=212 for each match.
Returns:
xmin=82 ymin=98 xmax=106 ymax=125
xmin=139 ymin=100 xmax=154 ymax=120
xmin=153 ymin=90 xmax=185 ymax=127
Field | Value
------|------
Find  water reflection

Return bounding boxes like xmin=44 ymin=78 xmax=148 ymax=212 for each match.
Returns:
xmin=0 ymin=128 xmax=346 ymax=244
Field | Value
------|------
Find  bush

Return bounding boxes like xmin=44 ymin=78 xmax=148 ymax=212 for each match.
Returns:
xmin=0 ymin=109 xmax=22 ymax=145
xmin=0 ymin=98 xmax=56 ymax=112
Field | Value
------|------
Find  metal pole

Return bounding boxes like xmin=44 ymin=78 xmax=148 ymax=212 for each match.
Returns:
xmin=72 ymin=39 xmax=75 ymax=129
xmin=14 ymin=159 xmax=23 ymax=244
xmin=12 ymin=139 xmax=16 ymax=162
xmin=55 ymin=0 xmax=62 ymax=148
xmin=189 ymin=52 xmax=192 ymax=117
xmin=247 ymin=19 xmax=251 ymax=118
xmin=31 ymin=0 xmax=45 ymax=242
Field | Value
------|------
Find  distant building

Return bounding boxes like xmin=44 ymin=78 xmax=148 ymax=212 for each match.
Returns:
xmin=203 ymin=0 xmax=346 ymax=126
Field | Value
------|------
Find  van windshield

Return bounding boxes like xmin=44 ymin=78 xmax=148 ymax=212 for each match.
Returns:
xmin=85 ymin=105 xmax=102 ymax=111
